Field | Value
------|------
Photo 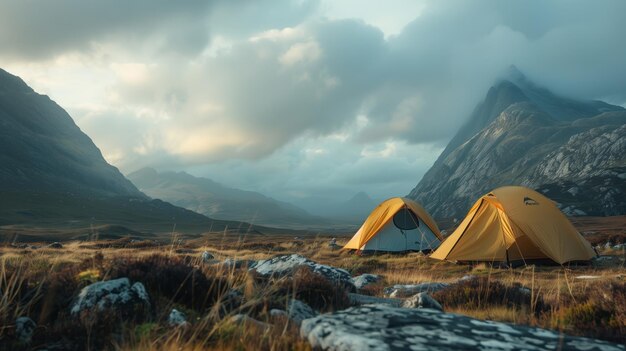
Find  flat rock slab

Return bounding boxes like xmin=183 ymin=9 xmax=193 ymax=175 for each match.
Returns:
xmin=251 ymin=254 xmax=354 ymax=289
xmin=301 ymin=304 xmax=624 ymax=351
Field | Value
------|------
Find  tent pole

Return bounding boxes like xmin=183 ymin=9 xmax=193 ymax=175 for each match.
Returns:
xmin=506 ymin=248 xmax=510 ymax=267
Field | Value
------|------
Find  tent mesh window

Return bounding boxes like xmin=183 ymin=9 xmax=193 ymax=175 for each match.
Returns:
xmin=392 ymin=208 xmax=419 ymax=230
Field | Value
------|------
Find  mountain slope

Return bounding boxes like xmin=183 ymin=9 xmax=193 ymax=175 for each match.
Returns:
xmin=0 ymin=68 xmax=142 ymax=196
xmin=408 ymin=72 xmax=626 ymax=219
xmin=0 ymin=68 xmax=273 ymax=235
xmin=127 ymin=168 xmax=331 ymax=229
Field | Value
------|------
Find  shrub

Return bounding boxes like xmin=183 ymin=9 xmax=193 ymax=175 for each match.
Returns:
xmin=107 ymin=254 xmax=231 ymax=311
xmin=432 ymin=277 xmax=545 ymax=314
xmin=561 ymin=281 xmax=626 ymax=342
xmin=274 ymin=266 xmax=350 ymax=312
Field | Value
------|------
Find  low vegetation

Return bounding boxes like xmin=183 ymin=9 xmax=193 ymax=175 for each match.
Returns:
xmin=0 ymin=233 xmax=625 ymax=350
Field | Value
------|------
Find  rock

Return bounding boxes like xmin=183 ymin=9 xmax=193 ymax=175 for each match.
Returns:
xmin=47 ymin=242 xmax=63 ymax=249
xmin=168 ymin=309 xmax=188 ymax=327
xmin=270 ymin=309 xmax=288 ymax=318
xmin=221 ymin=258 xmax=256 ymax=269
xmin=15 ymin=317 xmax=36 ymax=343
xmin=288 ymin=299 xmax=317 ymax=324
xmin=348 ymin=293 xmax=403 ymax=307
xmin=221 ymin=289 xmax=244 ymax=310
xmin=300 ymin=304 xmax=625 ymax=351
xmin=70 ymin=278 xmax=150 ymax=318
xmin=229 ymin=314 xmax=271 ymax=331
xmin=250 ymin=254 xmax=354 ymax=290
xmin=352 ymin=274 xmax=381 ymax=290
xmin=458 ymin=275 xmax=477 ymax=282
xmin=328 ymin=243 xmax=342 ymax=250
xmin=328 ymin=238 xmax=341 ymax=250
xmin=201 ymin=251 xmax=214 ymax=262
xmin=402 ymin=292 xmax=443 ymax=311
xmin=383 ymin=282 xmax=450 ymax=298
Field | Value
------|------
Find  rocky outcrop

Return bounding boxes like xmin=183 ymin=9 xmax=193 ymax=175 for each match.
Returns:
xmin=408 ymin=73 xmax=626 ymax=219
xmin=301 ymin=304 xmax=625 ymax=351
xmin=70 ymin=278 xmax=150 ymax=319
xmin=250 ymin=254 xmax=354 ymax=290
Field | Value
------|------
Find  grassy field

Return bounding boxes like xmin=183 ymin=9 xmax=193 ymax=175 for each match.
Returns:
xmin=1 ymin=217 xmax=625 ymax=350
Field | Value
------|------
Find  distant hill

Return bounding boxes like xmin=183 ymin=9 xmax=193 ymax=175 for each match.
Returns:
xmin=408 ymin=68 xmax=626 ymax=219
xmin=127 ymin=167 xmax=334 ymax=229
xmin=0 ymin=68 xmax=276 ymax=236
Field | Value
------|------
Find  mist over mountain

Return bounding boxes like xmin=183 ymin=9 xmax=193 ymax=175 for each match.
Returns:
xmin=408 ymin=68 xmax=626 ymax=220
xmin=294 ymin=191 xmax=379 ymax=224
xmin=0 ymin=68 xmax=268 ymax=235
xmin=127 ymin=167 xmax=335 ymax=229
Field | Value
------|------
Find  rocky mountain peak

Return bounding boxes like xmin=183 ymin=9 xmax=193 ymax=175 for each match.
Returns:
xmin=408 ymin=70 xmax=626 ymax=219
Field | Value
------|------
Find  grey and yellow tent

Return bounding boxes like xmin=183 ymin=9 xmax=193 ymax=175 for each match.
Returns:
xmin=430 ymin=186 xmax=596 ymax=265
xmin=343 ymin=197 xmax=443 ymax=252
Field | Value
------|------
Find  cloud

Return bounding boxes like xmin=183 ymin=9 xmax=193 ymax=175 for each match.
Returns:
xmin=0 ymin=0 xmax=216 ymax=60
xmin=3 ymin=0 xmax=626 ymax=203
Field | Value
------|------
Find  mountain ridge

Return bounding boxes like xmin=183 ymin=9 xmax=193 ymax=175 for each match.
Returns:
xmin=127 ymin=167 xmax=334 ymax=229
xmin=408 ymin=71 xmax=626 ymax=219
xmin=0 ymin=68 xmax=281 ymax=236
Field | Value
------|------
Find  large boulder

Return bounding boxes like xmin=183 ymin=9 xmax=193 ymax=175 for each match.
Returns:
xmin=301 ymin=304 xmax=625 ymax=351
xmin=384 ymin=282 xmax=450 ymax=298
xmin=250 ymin=254 xmax=354 ymax=290
xmin=70 ymin=278 xmax=150 ymax=320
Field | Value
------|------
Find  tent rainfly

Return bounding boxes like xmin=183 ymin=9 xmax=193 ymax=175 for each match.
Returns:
xmin=430 ymin=186 xmax=596 ymax=265
xmin=343 ymin=197 xmax=443 ymax=252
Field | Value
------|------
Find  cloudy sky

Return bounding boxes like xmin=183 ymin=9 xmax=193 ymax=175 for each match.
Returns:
xmin=2 ymin=0 xmax=625 ymax=210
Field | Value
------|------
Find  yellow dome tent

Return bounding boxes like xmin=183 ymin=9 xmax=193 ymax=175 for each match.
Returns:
xmin=343 ymin=197 xmax=443 ymax=252
xmin=430 ymin=186 xmax=596 ymax=264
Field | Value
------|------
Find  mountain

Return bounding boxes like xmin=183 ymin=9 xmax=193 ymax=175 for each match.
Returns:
xmin=408 ymin=69 xmax=626 ymax=220
xmin=0 ymin=69 xmax=142 ymax=197
xmin=0 ymin=68 xmax=271 ymax=236
xmin=127 ymin=168 xmax=332 ymax=229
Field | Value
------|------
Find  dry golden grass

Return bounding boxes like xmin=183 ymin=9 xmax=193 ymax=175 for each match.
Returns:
xmin=1 ymin=233 xmax=625 ymax=350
